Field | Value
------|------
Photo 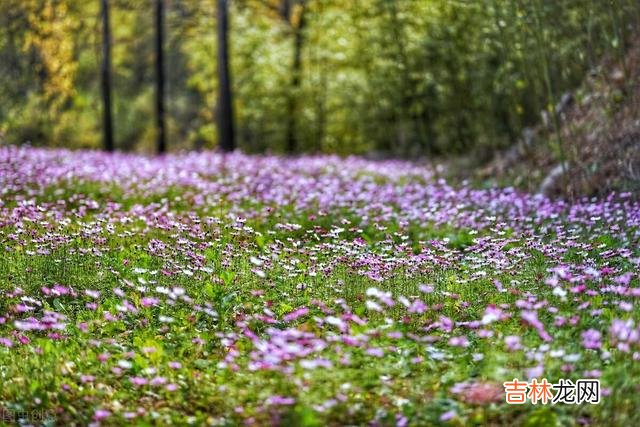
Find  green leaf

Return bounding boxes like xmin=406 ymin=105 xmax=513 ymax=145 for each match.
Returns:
xmin=523 ymin=407 xmax=558 ymax=427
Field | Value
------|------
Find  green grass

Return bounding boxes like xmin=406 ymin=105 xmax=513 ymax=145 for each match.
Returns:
xmin=1 ymin=167 xmax=639 ymax=426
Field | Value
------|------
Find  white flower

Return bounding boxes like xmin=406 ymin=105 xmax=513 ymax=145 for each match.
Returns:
xmin=117 ymin=360 xmax=133 ymax=369
xmin=365 ymin=300 xmax=382 ymax=312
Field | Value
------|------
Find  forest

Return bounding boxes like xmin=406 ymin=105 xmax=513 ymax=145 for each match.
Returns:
xmin=1 ymin=0 xmax=637 ymax=159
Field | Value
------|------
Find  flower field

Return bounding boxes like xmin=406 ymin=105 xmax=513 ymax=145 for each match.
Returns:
xmin=1 ymin=146 xmax=639 ymax=426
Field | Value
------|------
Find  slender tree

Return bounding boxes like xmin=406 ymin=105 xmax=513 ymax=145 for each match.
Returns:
xmin=285 ymin=0 xmax=306 ymax=154
xmin=216 ymin=0 xmax=235 ymax=152
xmin=100 ymin=0 xmax=114 ymax=152
xmin=254 ymin=0 xmax=306 ymax=153
xmin=155 ymin=0 xmax=167 ymax=154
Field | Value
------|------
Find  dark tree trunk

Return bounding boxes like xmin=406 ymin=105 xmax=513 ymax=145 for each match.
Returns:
xmin=285 ymin=2 xmax=306 ymax=154
xmin=100 ymin=0 xmax=114 ymax=152
xmin=155 ymin=0 xmax=167 ymax=154
xmin=216 ymin=0 xmax=235 ymax=152
xmin=386 ymin=0 xmax=416 ymax=155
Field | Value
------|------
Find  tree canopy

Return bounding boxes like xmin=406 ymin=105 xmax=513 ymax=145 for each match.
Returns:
xmin=0 ymin=0 xmax=637 ymax=155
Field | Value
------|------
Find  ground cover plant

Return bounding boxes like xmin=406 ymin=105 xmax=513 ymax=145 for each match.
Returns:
xmin=0 ymin=146 xmax=639 ymax=426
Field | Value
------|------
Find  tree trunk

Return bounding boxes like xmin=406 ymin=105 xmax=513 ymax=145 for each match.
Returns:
xmin=216 ymin=0 xmax=235 ymax=152
xmin=155 ymin=0 xmax=167 ymax=154
xmin=386 ymin=0 xmax=416 ymax=155
xmin=285 ymin=2 xmax=306 ymax=154
xmin=100 ymin=0 xmax=114 ymax=152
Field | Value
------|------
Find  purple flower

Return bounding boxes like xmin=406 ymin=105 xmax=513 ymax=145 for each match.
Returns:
xmin=581 ymin=329 xmax=602 ymax=350
xmin=481 ymin=306 xmax=503 ymax=324
xmin=283 ymin=307 xmax=309 ymax=322
xmin=526 ymin=365 xmax=544 ymax=380
xmin=80 ymin=375 xmax=95 ymax=383
xmin=504 ymin=335 xmax=522 ymax=351
xmin=85 ymin=289 xmax=100 ymax=299
xmin=615 ymin=272 xmax=633 ymax=286
xmin=438 ymin=316 xmax=454 ymax=333
xmin=265 ymin=395 xmax=296 ymax=405
xmin=521 ymin=310 xmax=552 ymax=342
xmin=93 ymin=409 xmax=111 ymax=421
xmin=408 ymin=299 xmax=427 ymax=314
xmin=610 ymin=319 xmax=638 ymax=343
xmin=448 ymin=336 xmax=469 ymax=347
xmin=419 ymin=284 xmax=435 ymax=294
xmin=150 ymin=376 xmax=167 ymax=386
xmin=619 ymin=301 xmax=633 ymax=312
xmin=366 ymin=347 xmax=385 ymax=357
xmin=129 ymin=376 xmax=148 ymax=386
xmin=141 ymin=297 xmax=159 ymax=307
xmin=440 ymin=410 xmax=456 ymax=421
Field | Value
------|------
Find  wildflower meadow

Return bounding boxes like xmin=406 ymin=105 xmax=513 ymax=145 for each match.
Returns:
xmin=0 ymin=146 xmax=639 ymax=425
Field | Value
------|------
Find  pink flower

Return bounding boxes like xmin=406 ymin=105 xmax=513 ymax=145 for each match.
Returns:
xmin=283 ymin=307 xmax=309 ymax=322
xmin=80 ymin=375 xmax=95 ymax=383
xmin=150 ymin=376 xmax=167 ymax=386
xmin=15 ymin=334 xmax=30 ymax=345
xmin=141 ymin=297 xmax=159 ymax=307
xmin=521 ymin=310 xmax=552 ymax=342
xmin=129 ymin=376 xmax=148 ymax=386
xmin=448 ymin=336 xmax=469 ymax=347
xmin=504 ymin=335 xmax=522 ymax=351
xmin=408 ymin=300 xmax=427 ymax=314
xmin=53 ymin=284 xmax=70 ymax=295
xmin=619 ymin=301 xmax=633 ymax=312
xmin=93 ymin=409 xmax=111 ymax=421
xmin=14 ymin=304 xmax=33 ymax=313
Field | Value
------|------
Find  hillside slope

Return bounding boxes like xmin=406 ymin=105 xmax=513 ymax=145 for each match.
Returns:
xmin=478 ymin=36 xmax=640 ymax=198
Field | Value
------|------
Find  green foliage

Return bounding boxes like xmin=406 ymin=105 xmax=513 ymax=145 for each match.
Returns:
xmin=0 ymin=0 xmax=638 ymax=155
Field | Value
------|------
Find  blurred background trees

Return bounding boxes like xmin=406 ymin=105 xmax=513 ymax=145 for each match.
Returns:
xmin=0 ymin=0 xmax=637 ymax=158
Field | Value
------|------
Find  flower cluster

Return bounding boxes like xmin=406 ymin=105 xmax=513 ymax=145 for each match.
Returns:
xmin=0 ymin=146 xmax=638 ymax=425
